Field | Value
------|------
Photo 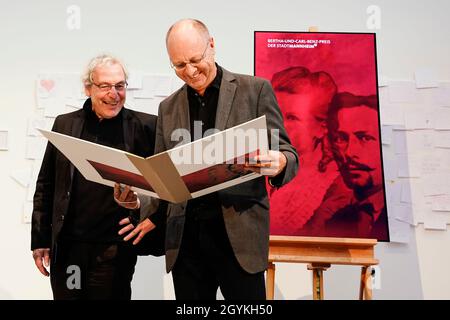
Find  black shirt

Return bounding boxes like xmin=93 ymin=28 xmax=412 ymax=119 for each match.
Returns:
xmin=187 ymin=65 xmax=222 ymax=138
xmin=61 ymin=101 xmax=129 ymax=242
xmin=185 ymin=65 xmax=223 ymax=219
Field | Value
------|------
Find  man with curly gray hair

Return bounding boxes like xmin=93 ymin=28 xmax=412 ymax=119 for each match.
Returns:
xmin=31 ymin=54 xmax=160 ymax=299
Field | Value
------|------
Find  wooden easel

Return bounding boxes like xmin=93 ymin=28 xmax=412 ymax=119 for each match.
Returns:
xmin=265 ymin=25 xmax=379 ymax=300
xmin=266 ymin=236 xmax=378 ymax=300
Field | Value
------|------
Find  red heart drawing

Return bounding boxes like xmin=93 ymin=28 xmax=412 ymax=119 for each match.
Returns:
xmin=40 ymin=79 xmax=55 ymax=92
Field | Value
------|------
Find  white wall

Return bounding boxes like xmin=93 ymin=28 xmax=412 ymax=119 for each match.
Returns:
xmin=0 ymin=0 xmax=449 ymax=299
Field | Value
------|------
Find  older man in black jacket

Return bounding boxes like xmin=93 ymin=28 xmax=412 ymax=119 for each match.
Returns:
xmin=31 ymin=54 xmax=161 ymax=300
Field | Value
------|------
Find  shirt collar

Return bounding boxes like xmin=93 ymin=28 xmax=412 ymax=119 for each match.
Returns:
xmin=82 ymin=98 xmax=123 ymax=122
xmin=210 ymin=64 xmax=222 ymax=89
xmin=355 ymin=189 xmax=385 ymax=222
xmin=187 ymin=63 xmax=222 ymax=95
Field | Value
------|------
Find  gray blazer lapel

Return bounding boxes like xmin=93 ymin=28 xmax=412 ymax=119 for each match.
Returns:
xmin=215 ymin=68 xmax=237 ymax=131
xmin=177 ymin=85 xmax=190 ymax=133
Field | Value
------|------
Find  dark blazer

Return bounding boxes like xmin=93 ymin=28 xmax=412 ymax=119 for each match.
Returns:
xmin=323 ymin=204 xmax=389 ymax=241
xmin=300 ymin=176 xmax=389 ymax=241
xmin=31 ymin=99 xmax=157 ymax=252
xmin=156 ymin=67 xmax=298 ymax=274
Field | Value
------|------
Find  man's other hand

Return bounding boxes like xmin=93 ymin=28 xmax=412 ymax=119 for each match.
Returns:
xmin=118 ymin=217 xmax=155 ymax=245
xmin=32 ymin=248 xmax=50 ymax=277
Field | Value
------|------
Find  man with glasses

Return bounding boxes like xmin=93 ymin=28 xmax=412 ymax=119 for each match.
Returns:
xmin=302 ymin=92 xmax=388 ymax=240
xmin=31 ymin=54 xmax=161 ymax=299
xmin=116 ymin=19 xmax=298 ymax=300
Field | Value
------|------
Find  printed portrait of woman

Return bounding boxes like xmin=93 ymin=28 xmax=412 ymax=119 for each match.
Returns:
xmin=269 ymin=66 xmax=340 ymax=235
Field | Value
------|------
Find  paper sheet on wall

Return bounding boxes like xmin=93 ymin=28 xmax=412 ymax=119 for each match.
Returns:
xmin=385 ymin=180 xmax=403 ymax=210
xmin=424 ymin=211 xmax=448 ymax=230
xmin=399 ymin=179 xmax=413 ymax=204
xmin=62 ymin=73 xmax=85 ymax=99
xmin=381 ymin=125 xmax=393 ymax=145
xmin=27 ymin=116 xmax=47 ymax=136
xmin=397 ymin=154 xmax=421 ymax=178
xmin=395 ymin=130 xmax=435 ymax=155
xmin=415 ymin=130 xmax=435 ymax=150
xmin=410 ymin=199 xmax=431 ymax=225
xmin=151 ymin=75 xmax=173 ymax=96
xmin=433 ymin=108 xmax=450 ymax=129
xmin=23 ymin=201 xmax=33 ymax=224
xmin=431 ymin=195 xmax=450 ymax=212
xmin=40 ymin=97 xmax=66 ymax=118
xmin=378 ymin=74 xmax=388 ymax=87
xmin=404 ymin=108 xmax=433 ymax=129
xmin=128 ymin=96 xmax=164 ymax=116
xmin=381 ymin=150 xmax=398 ymax=181
xmin=125 ymin=91 xmax=165 ymax=115
xmin=27 ymin=184 xmax=35 ymax=202
xmin=133 ymin=75 xmax=173 ymax=98
xmin=416 ymin=87 xmax=439 ymax=107
xmin=0 ymin=130 xmax=8 ymax=150
xmin=380 ymin=104 xmax=405 ymax=125
xmin=400 ymin=179 xmax=424 ymax=205
xmin=388 ymin=81 xmax=418 ymax=103
xmin=433 ymin=85 xmax=450 ymax=107
xmin=10 ymin=167 xmax=32 ymax=187
xmin=434 ymin=130 xmax=450 ymax=148
xmin=36 ymin=75 xmax=62 ymax=98
xmin=378 ymin=86 xmax=389 ymax=104
xmin=26 ymin=161 xmax=42 ymax=201
xmin=422 ymin=173 xmax=450 ymax=196
xmin=127 ymin=70 xmax=144 ymax=89
xmin=393 ymin=130 xmax=408 ymax=154
xmin=414 ymin=68 xmax=438 ymax=89
xmin=25 ymin=137 xmax=47 ymax=160
xmin=388 ymin=218 xmax=410 ymax=243
xmin=37 ymin=74 xmax=80 ymax=103
xmin=421 ymin=155 xmax=444 ymax=175
xmin=133 ymin=75 xmax=155 ymax=98
xmin=393 ymin=204 xmax=415 ymax=225
xmin=65 ymin=97 xmax=85 ymax=110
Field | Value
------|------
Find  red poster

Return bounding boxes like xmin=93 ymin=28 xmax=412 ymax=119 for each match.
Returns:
xmin=255 ymin=32 xmax=389 ymax=241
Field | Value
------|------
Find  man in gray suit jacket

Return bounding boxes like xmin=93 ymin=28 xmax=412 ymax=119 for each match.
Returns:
xmin=117 ymin=19 xmax=298 ymax=300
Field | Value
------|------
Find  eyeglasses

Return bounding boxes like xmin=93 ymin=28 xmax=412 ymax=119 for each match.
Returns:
xmin=170 ymin=43 xmax=209 ymax=71
xmin=91 ymin=81 xmax=128 ymax=92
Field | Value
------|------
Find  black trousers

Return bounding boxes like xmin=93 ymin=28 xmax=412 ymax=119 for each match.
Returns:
xmin=50 ymin=241 xmax=137 ymax=300
xmin=172 ymin=214 xmax=266 ymax=300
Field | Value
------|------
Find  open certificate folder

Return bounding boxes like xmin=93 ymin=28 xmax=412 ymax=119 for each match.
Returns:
xmin=39 ymin=116 xmax=268 ymax=203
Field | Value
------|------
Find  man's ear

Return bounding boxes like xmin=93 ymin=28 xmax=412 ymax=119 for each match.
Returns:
xmin=209 ymin=37 xmax=215 ymax=54
xmin=84 ymin=85 xmax=91 ymax=97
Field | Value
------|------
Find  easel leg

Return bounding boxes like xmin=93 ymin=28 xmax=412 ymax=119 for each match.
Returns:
xmin=266 ymin=262 xmax=275 ymax=300
xmin=359 ymin=266 xmax=373 ymax=300
xmin=313 ymin=268 xmax=324 ymax=300
xmin=307 ymin=263 xmax=330 ymax=300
